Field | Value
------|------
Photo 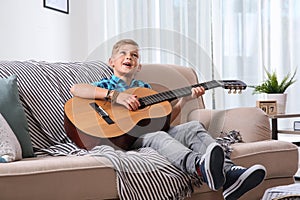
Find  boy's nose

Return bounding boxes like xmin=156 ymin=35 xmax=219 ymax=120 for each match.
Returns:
xmin=125 ymin=55 xmax=132 ymax=60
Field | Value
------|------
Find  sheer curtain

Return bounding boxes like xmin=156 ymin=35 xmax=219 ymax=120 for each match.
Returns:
xmin=213 ymin=0 xmax=300 ymax=113
xmin=88 ymin=0 xmax=215 ymax=107
xmin=88 ymin=0 xmax=300 ymax=113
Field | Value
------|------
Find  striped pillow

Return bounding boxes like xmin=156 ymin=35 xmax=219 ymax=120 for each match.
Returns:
xmin=0 ymin=113 xmax=22 ymax=162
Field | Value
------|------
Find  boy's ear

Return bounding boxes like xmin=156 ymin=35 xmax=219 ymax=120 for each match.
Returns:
xmin=108 ymin=58 xmax=114 ymax=68
xmin=137 ymin=64 xmax=142 ymax=72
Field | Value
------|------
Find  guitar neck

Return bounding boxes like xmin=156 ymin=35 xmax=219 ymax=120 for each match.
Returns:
xmin=139 ymin=80 xmax=222 ymax=108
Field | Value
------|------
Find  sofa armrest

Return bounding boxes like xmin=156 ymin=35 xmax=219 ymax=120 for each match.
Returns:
xmin=230 ymin=140 xmax=299 ymax=177
xmin=187 ymin=107 xmax=271 ymax=142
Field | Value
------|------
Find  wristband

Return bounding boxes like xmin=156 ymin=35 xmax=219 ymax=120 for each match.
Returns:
xmin=111 ymin=90 xmax=120 ymax=103
xmin=104 ymin=90 xmax=112 ymax=101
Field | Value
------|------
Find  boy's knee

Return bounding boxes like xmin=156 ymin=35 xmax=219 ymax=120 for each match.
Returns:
xmin=187 ymin=120 xmax=206 ymax=130
xmin=149 ymin=131 xmax=171 ymax=139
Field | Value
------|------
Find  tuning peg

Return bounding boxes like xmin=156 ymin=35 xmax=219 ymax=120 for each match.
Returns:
xmin=233 ymin=89 xmax=237 ymax=94
xmin=238 ymin=89 xmax=242 ymax=94
xmin=228 ymin=89 xmax=232 ymax=94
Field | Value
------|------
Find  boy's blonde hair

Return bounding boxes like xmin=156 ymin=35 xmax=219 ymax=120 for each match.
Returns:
xmin=111 ymin=39 xmax=139 ymax=56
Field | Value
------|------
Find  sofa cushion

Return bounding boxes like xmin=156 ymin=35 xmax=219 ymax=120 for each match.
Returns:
xmin=0 ymin=146 xmax=196 ymax=200
xmin=0 ymin=113 xmax=22 ymax=162
xmin=0 ymin=155 xmax=118 ymax=200
xmin=0 ymin=75 xmax=34 ymax=158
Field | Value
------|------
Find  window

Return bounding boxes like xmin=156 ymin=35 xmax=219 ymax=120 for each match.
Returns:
xmin=88 ymin=0 xmax=300 ymax=112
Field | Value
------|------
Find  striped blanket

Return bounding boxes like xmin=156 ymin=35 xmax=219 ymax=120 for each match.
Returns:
xmin=90 ymin=146 xmax=198 ymax=200
xmin=0 ymin=60 xmax=200 ymax=199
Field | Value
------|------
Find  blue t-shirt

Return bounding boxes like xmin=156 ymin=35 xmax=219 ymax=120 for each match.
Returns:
xmin=92 ymin=75 xmax=152 ymax=92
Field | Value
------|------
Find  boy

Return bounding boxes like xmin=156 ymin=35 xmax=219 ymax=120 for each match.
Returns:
xmin=70 ymin=39 xmax=266 ymax=200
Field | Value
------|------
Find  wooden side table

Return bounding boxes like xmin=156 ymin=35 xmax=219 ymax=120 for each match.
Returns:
xmin=268 ymin=114 xmax=300 ymax=181
xmin=268 ymin=113 xmax=300 ymax=141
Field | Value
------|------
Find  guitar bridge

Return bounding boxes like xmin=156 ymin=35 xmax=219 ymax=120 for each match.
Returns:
xmin=90 ymin=102 xmax=114 ymax=125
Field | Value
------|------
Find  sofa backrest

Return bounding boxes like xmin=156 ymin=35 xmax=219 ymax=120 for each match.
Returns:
xmin=136 ymin=64 xmax=205 ymax=125
xmin=0 ymin=60 xmax=113 ymax=153
xmin=0 ymin=60 xmax=204 ymax=152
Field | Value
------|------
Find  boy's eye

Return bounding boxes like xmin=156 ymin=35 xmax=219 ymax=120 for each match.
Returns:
xmin=132 ymin=53 xmax=139 ymax=58
xmin=118 ymin=50 xmax=139 ymax=59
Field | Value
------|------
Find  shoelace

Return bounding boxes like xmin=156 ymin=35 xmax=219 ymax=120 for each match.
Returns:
xmin=230 ymin=166 xmax=245 ymax=171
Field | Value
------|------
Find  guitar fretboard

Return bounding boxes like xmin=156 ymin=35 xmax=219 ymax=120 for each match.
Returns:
xmin=139 ymin=80 xmax=221 ymax=108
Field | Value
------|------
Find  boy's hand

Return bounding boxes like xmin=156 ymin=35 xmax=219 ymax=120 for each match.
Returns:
xmin=115 ymin=92 xmax=140 ymax=111
xmin=180 ymin=86 xmax=205 ymax=104
xmin=170 ymin=86 xmax=205 ymax=123
xmin=191 ymin=86 xmax=205 ymax=98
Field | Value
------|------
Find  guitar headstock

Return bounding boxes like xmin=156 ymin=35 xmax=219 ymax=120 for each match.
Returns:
xmin=219 ymin=80 xmax=247 ymax=94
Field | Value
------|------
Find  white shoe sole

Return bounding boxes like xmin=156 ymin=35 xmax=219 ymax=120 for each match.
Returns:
xmin=223 ymin=164 xmax=266 ymax=200
xmin=203 ymin=143 xmax=225 ymax=191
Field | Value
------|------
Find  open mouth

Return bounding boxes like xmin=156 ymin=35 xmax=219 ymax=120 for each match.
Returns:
xmin=122 ymin=62 xmax=132 ymax=67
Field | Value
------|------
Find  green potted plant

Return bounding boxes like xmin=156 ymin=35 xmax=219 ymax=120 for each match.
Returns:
xmin=252 ymin=68 xmax=297 ymax=114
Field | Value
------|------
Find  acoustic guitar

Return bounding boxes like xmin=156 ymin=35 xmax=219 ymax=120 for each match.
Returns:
xmin=64 ymin=80 xmax=247 ymax=150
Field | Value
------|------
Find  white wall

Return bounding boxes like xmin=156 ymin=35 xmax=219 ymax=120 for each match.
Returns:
xmin=0 ymin=0 xmax=88 ymax=62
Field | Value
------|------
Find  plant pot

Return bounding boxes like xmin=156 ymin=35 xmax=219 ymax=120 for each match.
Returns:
xmin=265 ymin=93 xmax=287 ymax=114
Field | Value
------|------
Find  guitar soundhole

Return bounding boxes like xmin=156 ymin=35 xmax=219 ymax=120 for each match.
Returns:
xmin=138 ymin=118 xmax=151 ymax=127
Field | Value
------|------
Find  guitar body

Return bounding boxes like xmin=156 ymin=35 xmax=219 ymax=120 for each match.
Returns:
xmin=64 ymin=87 xmax=172 ymax=150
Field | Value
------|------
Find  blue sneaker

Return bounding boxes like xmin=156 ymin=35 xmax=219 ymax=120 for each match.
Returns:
xmin=197 ymin=143 xmax=225 ymax=191
xmin=223 ymin=164 xmax=266 ymax=200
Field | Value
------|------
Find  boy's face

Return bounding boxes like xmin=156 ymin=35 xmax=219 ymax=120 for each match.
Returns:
xmin=109 ymin=44 xmax=141 ymax=78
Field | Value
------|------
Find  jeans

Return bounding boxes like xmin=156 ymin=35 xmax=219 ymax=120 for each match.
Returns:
xmin=131 ymin=121 xmax=234 ymax=175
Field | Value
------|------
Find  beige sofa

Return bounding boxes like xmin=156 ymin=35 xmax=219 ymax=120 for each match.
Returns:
xmin=0 ymin=60 xmax=298 ymax=200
